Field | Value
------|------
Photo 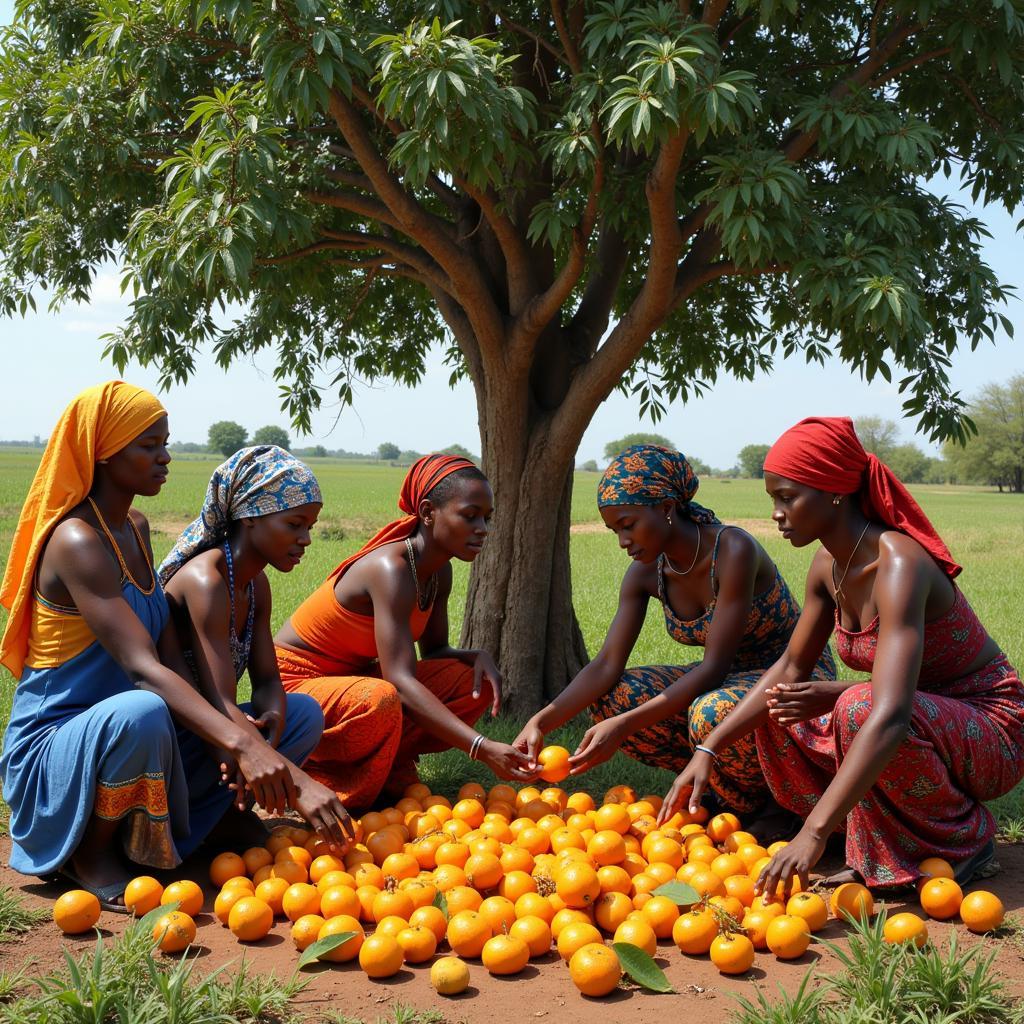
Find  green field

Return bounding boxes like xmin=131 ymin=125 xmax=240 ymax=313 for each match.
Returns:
xmin=1 ymin=454 xmax=1022 ymax=822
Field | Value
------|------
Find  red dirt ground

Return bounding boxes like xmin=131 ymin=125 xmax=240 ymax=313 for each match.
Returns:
xmin=2 ymin=836 xmax=1023 ymax=1024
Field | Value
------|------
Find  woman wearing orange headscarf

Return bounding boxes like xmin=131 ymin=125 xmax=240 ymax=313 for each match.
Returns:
xmin=276 ymin=454 xmax=534 ymax=808
xmin=659 ymin=417 xmax=1024 ymax=892
xmin=0 ymin=383 xmax=349 ymax=908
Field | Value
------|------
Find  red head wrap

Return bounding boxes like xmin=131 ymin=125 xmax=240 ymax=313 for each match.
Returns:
xmin=327 ymin=453 xmax=480 ymax=581
xmin=763 ymin=416 xmax=961 ymax=579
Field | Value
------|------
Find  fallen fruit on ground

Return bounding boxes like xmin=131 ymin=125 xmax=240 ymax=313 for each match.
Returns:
xmin=228 ymin=896 xmax=274 ymax=942
xmin=152 ymin=910 xmax=196 ymax=953
xmin=291 ymin=913 xmax=326 ymax=950
xmin=709 ymin=932 xmax=755 ymax=975
xmin=919 ymin=877 xmax=963 ymax=920
xmin=569 ymin=942 xmax=622 ymax=997
xmin=765 ymin=914 xmax=811 ymax=959
xmin=161 ymin=879 xmax=204 ymax=918
xmin=830 ymin=882 xmax=874 ymax=922
xmin=481 ymin=933 xmax=531 ymax=975
xmin=431 ymin=955 xmax=471 ymax=995
xmin=959 ymin=890 xmax=1005 ymax=933
xmin=53 ymin=889 xmax=101 ymax=934
xmin=883 ymin=912 xmax=929 ymax=947
xmin=359 ymin=932 xmax=404 ymax=978
xmin=396 ymin=924 xmax=438 ymax=964
xmin=316 ymin=914 xmax=364 ymax=962
xmin=786 ymin=891 xmax=828 ymax=931
xmin=123 ymin=876 xmax=164 ymax=917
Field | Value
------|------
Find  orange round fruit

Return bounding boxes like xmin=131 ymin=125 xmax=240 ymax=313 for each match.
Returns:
xmin=917 ymin=857 xmax=955 ymax=883
xmin=786 ymin=891 xmax=828 ymax=932
xmin=510 ymin=914 xmax=552 ymax=958
xmin=640 ymin=895 xmax=680 ymax=939
xmin=452 ymin=798 xmax=486 ymax=828
xmin=556 ymin=862 xmax=601 ymax=908
xmin=381 ymin=852 xmax=419 ymax=882
xmin=254 ymin=877 xmax=290 ymax=917
xmin=569 ymin=942 xmax=621 ymax=997
xmin=291 ymin=913 xmax=326 ymax=950
xmin=478 ymin=895 xmax=517 ymax=934
xmin=551 ymin=907 xmax=591 ymax=939
xmin=498 ymin=870 xmax=537 ymax=903
xmin=282 ymin=882 xmax=321 ymax=922
xmin=214 ymin=886 xmax=251 ymax=925
xmin=765 ymin=914 xmax=811 ymax=959
xmin=446 ymin=885 xmax=483 ymax=916
xmin=228 ymin=896 xmax=274 ymax=942
xmin=220 ymin=876 xmax=256 ymax=894
xmin=830 ymin=881 xmax=873 ymax=922
xmin=431 ymin=955 xmax=471 ymax=995
xmin=124 ymin=876 xmax=164 ymax=917
xmin=724 ymin=874 xmax=756 ymax=909
xmin=613 ymin=918 xmax=657 ymax=957
xmin=309 ymin=854 xmax=345 ymax=884
xmin=919 ymin=877 xmax=963 ymax=920
xmin=672 ymin=908 xmax=718 ymax=955
xmin=741 ymin=909 xmax=775 ymax=950
xmin=209 ymin=852 xmax=247 ymax=888
xmin=446 ymin=910 xmax=492 ymax=958
xmin=481 ymin=933 xmax=530 ymax=975
xmin=409 ymin=904 xmax=448 ymax=943
xmin=316 ymin=914 xmax=364 ymax=962
xmin=53 ymin=890 xmax=101 ymax=934
xmin=594 ymin=891 xmax=633 ymax=933
xmin=161 ymin=880 xmax=203 ymax=918
xmin=465 ymin=852 xmax=503 ymax=891
xmin=537 ymin=745 xmax=571 ymax=784
xmin=375 ymin=915 xmax=409 ymax=938
xmin=396 ymin=924 xmax=438 ymax=964
xmin=883 ymin=912 xmax=929 ymax=947
xmin=320 ymin=884 xmax=360 ymax=920
xmin=557 ymin=920 xmax=604 ymax=960
xmin=707 ymin=812 xmax=741 ymax=843
xmin=372 ymin=888 xmax=414 ymax=923
xmin=593 ymin=804 xmax=630 ymax=836
xmin=152 ymin=910 xmax=196 ymax=953
xmin=959 ymin=890 xmax=1005 ymax=933
xmin=587 ymin=830 xmax=627 ymax=866
xmin=242 ymin=846 xmax=273 ymax=876
xmin=359 ymin=932 xmax=404 ymax=978
xmin=709 ymin=932 xmax=755 ymax=974
xmin=271 ymin=859 xmax=308 ymax=886
xmin=515 ymin=892 xmax=554 ymax=923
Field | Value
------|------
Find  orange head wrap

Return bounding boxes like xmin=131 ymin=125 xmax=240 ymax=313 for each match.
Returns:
xmin=763 ymin=416 xmax=961 ymax=579
xmin=327 ymin=453 xmax=480 ymax=582
xmin=0 ymin=381 xmax=167 ymax=677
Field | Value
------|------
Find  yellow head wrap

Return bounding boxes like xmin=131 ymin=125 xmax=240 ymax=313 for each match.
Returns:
xmin=0 ymin=381 xmax=167 ymax=678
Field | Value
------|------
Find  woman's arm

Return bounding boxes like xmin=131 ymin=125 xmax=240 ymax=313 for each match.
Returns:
xmin=658 ymin=548 xmax=837 ymax=822
xmin=512 ymin=564 xmax=649 ymax=764
xmin=755 ymin=536 xmax=930 ymax=895
xmin=49 ymin=519 xmax=299 ymax=812
xmin=245 ymin=573 xmax=288 ymax=746
xmin=368 ymin=556 xmax=533 ymax=781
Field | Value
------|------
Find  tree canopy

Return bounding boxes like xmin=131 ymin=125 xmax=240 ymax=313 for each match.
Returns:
xmin=603 ymin=432 xmax=676 ymax=459
xmin=377 ymin=441 xmax=401 ymax=460
xmin=944 ymin=375 xmax=1024 ymax=492
xmin=252 ymin=423 xmax=291 ymax=448
xmin=208 ymin=419 xmax=248 ymax=457
xmin=736 ymin=442 xmax=770 ymax=477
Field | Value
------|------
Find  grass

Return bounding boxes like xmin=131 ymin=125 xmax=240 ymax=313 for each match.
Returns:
xmin=324 ymin=1007 xmax=449 ymax=1024
xmin=0 ymin=906 xmax=307 ymax=1023
xmin=729 ymin=911 xmax=1024 ymax=1024
xmin=1 ymin=457 xmax=1023 ymax=819
xmin=0 ymin=887 xmax=48 ymax=942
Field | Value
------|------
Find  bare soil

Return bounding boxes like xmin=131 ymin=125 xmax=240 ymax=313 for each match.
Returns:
xmin=2 ymin=837 xmax=1023 ymax=1024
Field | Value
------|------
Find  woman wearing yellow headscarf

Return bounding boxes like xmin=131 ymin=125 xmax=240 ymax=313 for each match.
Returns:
xmin=0 ymin=382 xmax=350 ymax=908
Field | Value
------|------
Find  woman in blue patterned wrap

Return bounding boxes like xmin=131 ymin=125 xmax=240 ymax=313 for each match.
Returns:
xmin=514 ymin=444 xmax=836 ymax=829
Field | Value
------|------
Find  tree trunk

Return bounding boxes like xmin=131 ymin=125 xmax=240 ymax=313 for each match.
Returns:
xmin=460 ymin=387 xmax=590 ymax=719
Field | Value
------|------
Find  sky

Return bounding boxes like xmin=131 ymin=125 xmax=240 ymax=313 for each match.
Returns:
xmin=1 ymin=2 xmax=1021 ymax=467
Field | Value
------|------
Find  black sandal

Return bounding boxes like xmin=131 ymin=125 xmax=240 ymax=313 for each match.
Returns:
xmin=56 ymin=867 xmax=129 ymax=914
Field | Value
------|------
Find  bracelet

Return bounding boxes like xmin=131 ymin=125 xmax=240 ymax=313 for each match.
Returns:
xmin=694 ymin=744 xmax=718 ymax=761
xmin=468 ymin=734 xmax=485 ymax=760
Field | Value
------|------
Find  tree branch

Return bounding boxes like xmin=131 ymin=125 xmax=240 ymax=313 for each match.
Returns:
xmin=304 ymin=188 xmax=401 ymax=230
xmin=951 ymin=74 xmax=1002 ymax=130
xmin=702 ymin=0 xmax=731 ymax=27
xmin=500 ymin=11 xmax=571 ymax=69
xmin=551 ymin=0 xmax=583 ymax=75
xmin=870 ymin=46 xmax=953 ymax=89
xmin=570 ymin=224 xmax=630 ymax=354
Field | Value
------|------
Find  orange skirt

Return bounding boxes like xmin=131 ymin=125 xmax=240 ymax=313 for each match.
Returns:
xmin=276 ymin=645 xmax=488 ymax=809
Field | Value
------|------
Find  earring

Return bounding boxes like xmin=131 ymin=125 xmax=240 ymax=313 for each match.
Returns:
xmin=832 ymin=496 xmax=841 ymax=506
xmin=666 ymin=513 xmax=672 ymax=525
xmin=98 ymin=459 xmax=108 ymax=465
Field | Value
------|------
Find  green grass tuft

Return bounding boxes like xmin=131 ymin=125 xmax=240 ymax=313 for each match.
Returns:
xmin=0 ymin=887 xmax=48 ymax=943
xmin=324 ymin=1005 xmax=450 ymax=1024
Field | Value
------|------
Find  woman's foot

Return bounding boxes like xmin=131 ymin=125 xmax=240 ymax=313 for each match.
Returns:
xmin=746 ymin=800 xmax=802 ymax=846
xmin=823 ymin=865 xmax=864 ymax=886
xmin=62 ymin=855 xmax=130 ymax=910
xmin=205 ymin=806 xmax=271 ymax=851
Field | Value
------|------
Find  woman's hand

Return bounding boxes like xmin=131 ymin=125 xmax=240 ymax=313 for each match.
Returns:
xmin=472 ymin=652 xmax=503 ymax=717
xmin=291 ymin=772 xmax=356 ymax=853
xmin=568 ymin=719 xmax=627 ymax=775
xmin=511 ymin=718 xmax=545 ymax=768
xmin=246 ymin=709 xmax=285 ymax=748
xmin=479 ymin=739 xmax=537 ymax=782
xmin=754 ymin=826 xmax=827 ymax=897
xmin=766 ymin=680 xmax=848 ymax=726
xmin=656 ymin=750 xmax=714 ymax=824
xmin=235 ymin=740 xmax=297 ymax=814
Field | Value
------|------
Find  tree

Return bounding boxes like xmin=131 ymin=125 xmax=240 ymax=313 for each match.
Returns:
xmin=580 ymin=459 xmax=599 ymax=473
xmin=737 ymin=443 xmax=771 ymax=478
xmin=2 ymin=3 xmax=1021 ymax=714
xmin=378 ymin=441 xmax=401 ymax=461
xmin=252 ymin=424 xmax=291 ymax=449
xmin=208 ymin=421 xmax=248 ymax=458
xmin=604 ymin=433 xmax=676 ymax=460
xmin=440 ymin=443 xmax=480 ymax=464
xmin=943 ymin=376 xmax=1024 ymax=493
xmin=854 ymin=416 xmax=900 ymax=460
xmin=885 ymin=442 xmax=930 ymax=483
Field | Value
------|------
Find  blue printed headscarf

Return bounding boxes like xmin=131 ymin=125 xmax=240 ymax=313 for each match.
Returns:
xmin=158 ymin=445 xmax=322 ymax=585
xmin=597 ymin=444 xmax=719 ymax=524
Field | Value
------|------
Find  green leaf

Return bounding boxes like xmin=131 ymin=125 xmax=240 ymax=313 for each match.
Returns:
xmin=297 ymin=931 xmax=358 ymax=969
xmin=611 ymin=942 xmax=675 ymax=993
xmin=652 ymin=881 xmax=700 ymax=907
xmin=433 ymin=891 xmax=449 ymax=920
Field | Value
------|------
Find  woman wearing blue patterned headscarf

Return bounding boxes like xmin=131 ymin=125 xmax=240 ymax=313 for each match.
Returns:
xmin=515 ymin=444 xmax=836 ymax=839
xmin=159 ymin=446 xmax=354 ymax=848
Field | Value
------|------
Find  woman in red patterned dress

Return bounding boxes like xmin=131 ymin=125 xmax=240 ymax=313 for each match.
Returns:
xmin=659 ymin=417 xmax=1024 ymax=891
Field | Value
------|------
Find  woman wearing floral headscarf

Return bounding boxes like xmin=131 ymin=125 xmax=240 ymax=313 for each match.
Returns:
xmin=514 ymin=444 xmax=835 ymax=827
xmin=159 ymin=445 xmax=353 ymax=848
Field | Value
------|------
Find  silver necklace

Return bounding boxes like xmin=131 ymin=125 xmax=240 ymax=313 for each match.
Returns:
xmin=664 ymin=520 xmax=701 ymax=576
xmin=404 ymin=536 xmax=438 ymax=611
xmin=831 ymin=522 xmax=871 ymax=603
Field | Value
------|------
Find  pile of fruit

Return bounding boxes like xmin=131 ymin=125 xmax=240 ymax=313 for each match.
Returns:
xmin=52 ymin=746 xmax=1007 ymax=999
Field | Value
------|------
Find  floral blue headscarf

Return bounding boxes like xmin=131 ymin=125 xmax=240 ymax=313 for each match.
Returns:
xmin=597 ymin=444 xmax=719 ymax=524
xmin=158 ymin=445 xmax=322 ymax=585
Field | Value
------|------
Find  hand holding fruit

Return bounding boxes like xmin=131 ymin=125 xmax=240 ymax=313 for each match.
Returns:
xmin=511 ymin=718 xmax=545 ymax=768
xmin=478 ymin=738 xmax=537 ymax=781
xmin=755 ymin=826 xmax=826 ymax=897
xmin=657 ymin=754 xmax=710 ymax=824
xmin=289 ymin=771 xmax=356 ymax=853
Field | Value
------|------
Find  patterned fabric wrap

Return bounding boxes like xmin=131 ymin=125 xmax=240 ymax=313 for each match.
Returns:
xmin=158 ymin=445 xmax=321 ymax=585
xmin=597 ymin=445 xmax=719 ymax=523
xmin=756 ymin=587 xmax=1024 ymax=887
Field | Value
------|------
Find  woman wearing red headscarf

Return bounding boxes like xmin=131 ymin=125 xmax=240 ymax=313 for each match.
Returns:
xmin=275 ymin=455 xmax=533 ymax=808
xmin=659 ymin=418 xmax=1024 ymax=891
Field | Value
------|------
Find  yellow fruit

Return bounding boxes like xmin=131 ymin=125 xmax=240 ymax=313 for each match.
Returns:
xmin=537 ymin=746 xmax=572 ymax=784
xmin=123 ymin=876 xmax=164 ymax=917
xmin=359 ymin=932 xmax=404 ymax=978
xmin=883 ymin=912 xmax=929 ymax=947
xmin=613 ymin=917 xmax=658 ymax=957
xmin=446 ymin=910 xmax=492 ymax=958
xmin=209 ymin=852 xmax=247 ymax=888
xmin=830 ymin=882 xmax=874 ymax=922
xmin=919 ymin=877 xmax=963 ymax=920
xmin=228 ymin=897 xmax=274 ymax=942
xmin=161 ymin=880 xmax=204 ymax=918
xmin=557 ymin=921 xmax=604 ymax=961
xmin=152 ymin=910 xmax=196 ymax=953
xmin=671 ymin=909 xmax=718 ymax=955
xmin=509 ymin=914 xmax=553 ymax=958
xmin=481 ymin=933 xmax=530 ymax=975
xmin=765 ymin=915 xmax=811 ymax=959
xmin=556 ymin=862 xmax=601 ymax=908
xmin=786 ymin=891 xmax=828 ymax=932
xmin=282 ymin=882 xmax=321 ymax=922
xmin=53 ymin=890 xmax=101 ymax=934
xmin=291 ymin=914 xmax=326 ymax=950
xmin=640 ymin=895 xmax=680 ymax=939
xmin=431 ymin=955 xmax=471 ymax=995
xmin=569 ymin=942 xmax=622 ymax=997
xmin=214 ymin=885 xmax=251 ymax=925
xmin=709 ymin=932 xmax=755 ymax=975
xmin=396 ymin=925 xmax=438 ymax=964
xmin=316 ymin=914 xmax=364 ymax=962
xmin=959 ymin=890 xmax=1005 ymax=933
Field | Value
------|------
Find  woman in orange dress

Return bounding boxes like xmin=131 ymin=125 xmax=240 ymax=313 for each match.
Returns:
xmin=275 ymin=454 xmax=533 ymax=808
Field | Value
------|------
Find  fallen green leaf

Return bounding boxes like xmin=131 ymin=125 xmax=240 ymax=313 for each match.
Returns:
xmin=297 ymin=931 xmax=358 ymax=969
xmin=611 ymin=942 xmax=675 ymax=993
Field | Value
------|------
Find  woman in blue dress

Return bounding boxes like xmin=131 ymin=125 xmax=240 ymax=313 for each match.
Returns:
xmin=0 ymin=383 xmax=347 ymax=908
